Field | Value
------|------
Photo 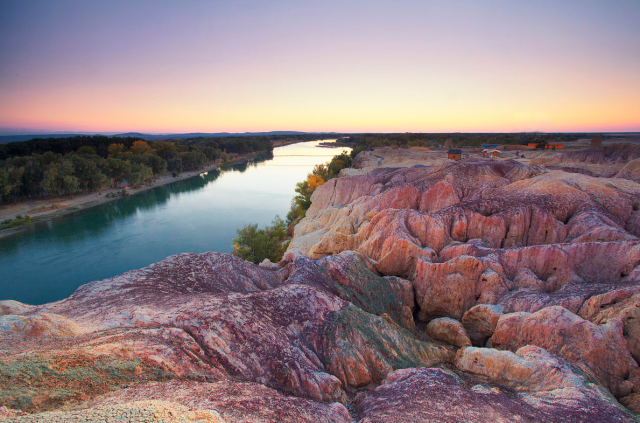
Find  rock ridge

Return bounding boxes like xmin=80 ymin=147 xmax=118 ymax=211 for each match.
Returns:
xmin=3 ymin=152 xmax=640 ymax=421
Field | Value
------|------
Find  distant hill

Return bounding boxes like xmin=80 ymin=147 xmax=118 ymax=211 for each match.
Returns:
xmin=113 ymin=131 xmax=316 ymax=140
xmin=0 ymin=131 xmax=330 ymax=144
xmin=0 ymin=133 xmax=90 ymax=143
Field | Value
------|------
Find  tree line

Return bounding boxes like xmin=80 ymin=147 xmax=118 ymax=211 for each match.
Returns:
xmin=339 ymin=133 xmax=586 ymax=150
xmin=0 ymin=133 xmax=348 ymax=161
xmin=0 ymin=135 xmax=275 ymax=204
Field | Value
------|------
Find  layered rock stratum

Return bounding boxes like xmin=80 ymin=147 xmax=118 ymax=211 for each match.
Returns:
xmin=3 ymin=147 xmax=640 ymax=422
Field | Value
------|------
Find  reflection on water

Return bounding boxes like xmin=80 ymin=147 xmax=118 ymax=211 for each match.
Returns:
xmin=0 ymin=140 xmax=350 ymax=305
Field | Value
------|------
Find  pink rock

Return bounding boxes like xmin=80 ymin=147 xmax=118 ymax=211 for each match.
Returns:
xmin=461 ymin=304 xmax=503 ymax=346
xmin=425 ymin=317 xmax=472 ymax=347
xmin=419 ymin=180 xmax=459 ymax=213
xmin=84 ymin=380 xmax=353 ymax=423
xmin=355 ymin=364 xmax=633 ymax=423
xmin=490 ymin=306 xmax=638 ymax=397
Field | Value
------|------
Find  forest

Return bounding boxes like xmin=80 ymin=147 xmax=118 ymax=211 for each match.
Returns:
xmin=0 ymin=134 xmax=277 ymax=204
xmin=340 ymin=132 xmax=587 ymax=151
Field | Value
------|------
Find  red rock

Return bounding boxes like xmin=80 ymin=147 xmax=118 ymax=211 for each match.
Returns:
xmin=461 ymin=304 xmax=503 ymax=346
xmin=425 ymin=317 xmax=472 ymax=347
xmin=6 ymin=154 xmax=640 ymax=419
xmin=1 ymin=251 xmax=452 ymax=412
xmin=580 ymin=291 xmax=640 ymax=364
xmin=355 ymin=364 xmax=634 ymax=423
xmin=418 ymin=180 xmax=460 ymax=212
xmin=291 ymin=159 xmax=640 ymax=278
xmin=490 ymin=306 xmax=638 ymax=397
xmin=84 ymin=380 xmax=353 ymax=423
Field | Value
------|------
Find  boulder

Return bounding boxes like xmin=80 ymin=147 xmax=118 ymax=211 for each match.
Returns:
xmin=490 ymin=306 xmax=638 ymax=397
xmin=425 ymin=317 xmax=472 ymax=347
xmin=461 ymin=304 xmax=503 ymax=346
xmin=454 ymin=345 xmax=635 ymax=421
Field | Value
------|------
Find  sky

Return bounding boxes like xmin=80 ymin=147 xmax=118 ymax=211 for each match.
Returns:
xmin=0 ymin=0 xmax=639 ymax=134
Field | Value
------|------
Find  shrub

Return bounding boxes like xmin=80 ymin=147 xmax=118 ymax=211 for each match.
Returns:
xmin=233 ymin=217 xmax=289 ymax=264
xmin=286 ymin=151 xmax=352 ymax=224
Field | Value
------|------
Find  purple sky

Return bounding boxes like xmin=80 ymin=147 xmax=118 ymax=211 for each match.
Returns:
xmin=1 ymin=0 xmax=639 ymax=133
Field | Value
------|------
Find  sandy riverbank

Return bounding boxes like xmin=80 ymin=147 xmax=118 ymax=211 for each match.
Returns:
xmin=0 ymin=164 xmax=224 ymax=240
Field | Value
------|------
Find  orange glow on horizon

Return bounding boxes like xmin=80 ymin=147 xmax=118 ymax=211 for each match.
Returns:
xmin=1 ymin=1 xmax=639 ymax=134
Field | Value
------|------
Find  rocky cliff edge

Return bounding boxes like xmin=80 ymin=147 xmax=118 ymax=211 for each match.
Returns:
xmin=2 ymin=156 xmax=640 ymax=422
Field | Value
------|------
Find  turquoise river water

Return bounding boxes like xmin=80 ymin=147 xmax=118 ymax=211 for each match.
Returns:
xmin=0 ymin=140 xmax=350 ymax=305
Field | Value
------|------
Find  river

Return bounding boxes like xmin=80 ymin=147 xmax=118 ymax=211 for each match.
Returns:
xmin=0 ymin=140 xmax=350 ymax=305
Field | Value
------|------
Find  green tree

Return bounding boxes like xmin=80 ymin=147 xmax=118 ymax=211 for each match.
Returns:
xmin=107 ymin=143 xmax=126 ymax=158
xmin=105 ymin=158 xmax=131 ymax=187
xmin=178 ymin=150 xmax=208 ymax=171
xmin=41 ymin=160 xmax=79 ymax=196
xmin=147 ymin=154 xmax=167 ymax=175
xmin=17 ymin=155 xmax=46 ymax=198
xmin=69 ymin=154 xmax=108 ymax=192
xmin=233 ymin=217 xmax=289 ymax=264
xmin=326 ymin=152 xmax=353 ymax=178
xmin=127 ymin=162 xmax=153 ymax=185
xmin=76 ymin=146 xmax=97 ymax=156
xmin=0 ymin=165 xmax=24 ymax=203
xmin=151 ymin=141 xmax=178 ymax=161
xmin=167 ymin=157 xmax=183 ymax=175
xmin=294 ymin=180 xmax=312 ymax=211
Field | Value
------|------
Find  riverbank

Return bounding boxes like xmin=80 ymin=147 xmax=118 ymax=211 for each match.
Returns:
xmin=0 ymin=145 xmax=283 ymax=240
xmin=0 ymin=140 xmax=348 ymax=306
xmin=0 ymin=140 xmax=309 ymax=237
xmin=0 ymin=164 xmax=225 ymax=240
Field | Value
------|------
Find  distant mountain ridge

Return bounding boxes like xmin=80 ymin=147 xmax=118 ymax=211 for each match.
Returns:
xmin=0 ymin=131 xmax=335 ymax=144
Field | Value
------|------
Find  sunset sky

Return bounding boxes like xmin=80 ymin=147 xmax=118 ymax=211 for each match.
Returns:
xmin=1 ymin=0 xmax=639 ymax=133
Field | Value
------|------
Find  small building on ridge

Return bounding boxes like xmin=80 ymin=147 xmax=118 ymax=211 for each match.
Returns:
xmin=480 ymin=149 xmax=503 ymax=158
xmin=448 ymin=149 xmax=462 ymax=161
xmin=545 ymin=143 xmax=564 ymax=150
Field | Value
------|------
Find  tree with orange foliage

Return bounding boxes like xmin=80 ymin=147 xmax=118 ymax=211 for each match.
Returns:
xmin=107 ymin=143 xmax=125 ymax=158
xmin=129 ymin=140 xmax=153 ymax=155
xmin=307 ymin=174 xmax=325 ymax=193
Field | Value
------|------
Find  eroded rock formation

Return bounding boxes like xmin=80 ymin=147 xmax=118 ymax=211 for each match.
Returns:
xmin=286 ymin=155 xmax=640 ymax=419
xmin=3 ymin=151 xmax=640 ymax=421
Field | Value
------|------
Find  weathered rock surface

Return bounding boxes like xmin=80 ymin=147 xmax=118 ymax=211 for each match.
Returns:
xmin=425 ymin=317 xmax=471 ymax=347
xmin=1 ymin=401 xmax=225 ymax=423
xmin=559 ymin=144 xmax=640 ymax=166
xmin=356 ymin=361 xmax=634 ymax=423
xmin=581 ymin=291 xmax=640 ymax=364
xmin=617 ymin=158 xmax=640 ymax=184
xmin=0 ymin=251 xmax=451 ymax=419
xmin=534 ymin=144 xmax=640 ymax=178
xmin=286 ymin=152 xmax=640 ymax=416
xmin=454 ymin=345 xmax=635 ymax=422
xmin=461 ymin=304 xmax=503 ymax=346
xmin=6 ymin=149 xmax=640 ymax=420
xmin=490 ymin=306 xmax=638 ymax=397
xmin=353 ymin=147 xmax=444 ymax=169
xmin=85 ymin=380 xmax=353 ymax=423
